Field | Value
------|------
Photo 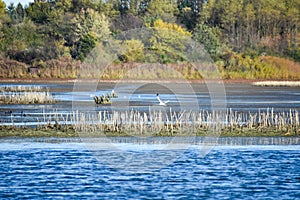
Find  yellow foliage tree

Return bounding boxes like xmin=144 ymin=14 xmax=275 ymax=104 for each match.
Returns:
xmin=151 ymin=19 xmax=191 ymax=37
xmin=146 ymin=19 xmax=192 ymax=63
xmin=122 ymin=39 xmax=145 ymax=62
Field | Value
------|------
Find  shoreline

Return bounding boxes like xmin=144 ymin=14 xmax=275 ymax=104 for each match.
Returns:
xmin=0 ymin=135 xmax=299 ymax=146
xmin=0 ymin=78 xmax=292 ymax=84
xmin=0 ymin=126 xmax=299 ymax=139
xmin=253 ymin=81 xmax=300 ymax=87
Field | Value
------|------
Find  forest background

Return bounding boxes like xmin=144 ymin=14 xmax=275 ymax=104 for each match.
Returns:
xmin=0 ymin=0 xmax=299 ymax=80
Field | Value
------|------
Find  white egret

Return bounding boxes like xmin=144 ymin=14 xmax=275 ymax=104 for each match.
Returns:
xmin=156 ymin=94 xmax=169 ymax=106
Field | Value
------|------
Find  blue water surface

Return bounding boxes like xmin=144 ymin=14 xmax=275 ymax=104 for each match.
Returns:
xmin=0 ymin=141 xmax=299 ymax=199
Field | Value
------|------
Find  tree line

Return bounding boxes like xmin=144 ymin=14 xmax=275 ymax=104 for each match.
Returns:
xmin=0 ymin=0 xmax=299 ymax=79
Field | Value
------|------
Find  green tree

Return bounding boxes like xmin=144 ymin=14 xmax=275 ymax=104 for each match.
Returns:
xmin=129 ymin=0 xmax=141 ymax=15
xmin=0 ymin=0 xmax=6 ymax=56
xmin=83 ymin=8 xmax=111 ymax=41
xmin=193 ymin=23 xmax=220 ymax=55
xmin=121 ymin=39 xmax=145 ymax=62
xmin=55 ymin=0 xmax=72 ymax=13
xmin=145 ymin=0 xmax=178 ymax=23
xmin=217 ymin=0 xmax=243 ymax=49
xmin=99 ymin=0 xmax=119 ymax=18
xmin=178 ymin=0 xmax=203 ymax=30
xmin=241 ymin=2 xmax=255 ymax=48
xmin=66 ymin=8 xmax=110 ymax=61
xmin=26 ymin=0 xmax=56 ymax=24
xmin=284 ymin=0 xmax=300 ymax=61
xmin=2 ymin=19 xmax=42 ymax=63
xmin=7 ymin=3 xmax=25 ymax=23
xmin=112 ymin=13 xmax=143 ymax=32
xmin=147 ymin=19 xmax=192 ymax=63
xmin=72 ymin=34 xmax=96 ymax=61
xmin=15 ymin=3 xmax=25 ymax=23
xmin=6 ymin=3 xmax=16 ymax=22
xmin=70 ymin=0 xmax=98 ymax=13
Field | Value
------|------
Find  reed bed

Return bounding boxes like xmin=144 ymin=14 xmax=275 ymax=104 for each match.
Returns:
xmin=3 ymin=108 xmax=298 ymax=137
xmin=0 ymin=85 xmax=44 ymax=93
xmin=72 ymin=108 xmax=300 ymax=136
xmin=0 ymin=86 xmax=55 ymax=104
xmin=253 ymin=81 xmax=300 ymax=87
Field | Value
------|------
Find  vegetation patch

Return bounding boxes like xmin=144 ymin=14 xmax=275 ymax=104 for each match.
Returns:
xmin=0 ymin=126 xmax=77 ymax=138
xmin=1 ymin=109 xmax=299 ymax=138
xmin=0 ymin=0 xmax=298 ymax=81
xmin=0 ymin=85 xmax=56 ymax=104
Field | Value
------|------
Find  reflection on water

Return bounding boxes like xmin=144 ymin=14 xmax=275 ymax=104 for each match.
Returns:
xmin=0 ymin=140 xmax=299 ymax=199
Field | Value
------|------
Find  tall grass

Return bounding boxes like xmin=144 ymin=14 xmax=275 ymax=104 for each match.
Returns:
xmin=7 ymin=109 xmax=300 ymax=136
xmin=0 ymin=57 xmax=79 ymax=79
xmin=0 ymin=86 xmax=55 ymax=104
xmin=1 ymin=55 xmax=300 ymax=80
xmin=72 ymin=109 xmax=299 ymax=136
xmin=5 ymin=108 xmax=297 ymax=137
xmin=0 ymin=85 xmax=44 ymax=93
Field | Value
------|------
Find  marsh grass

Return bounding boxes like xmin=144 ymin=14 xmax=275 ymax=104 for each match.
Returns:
xmin=0 ymin=86 xmax=44 ymax=93
xmin=0 ymin=86 xmax=55 ymax=104
xmin=72 ymin=108 xmax=300 ymax=137
xmin=2 ymin=108 xmax=298 ymax=138
xmin=0 ymin=126 xmax=77 ymax=138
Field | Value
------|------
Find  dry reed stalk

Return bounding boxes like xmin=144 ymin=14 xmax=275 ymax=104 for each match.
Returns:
xmin=0 ymin=91 xmax=55 ymax=104
xmin=0 ymin=86 xmax=55 ymax=104
xmin=0 ymin=86 xmax=43 ymax=93
xmin=6 ymin=108 xmax=300 ymax=136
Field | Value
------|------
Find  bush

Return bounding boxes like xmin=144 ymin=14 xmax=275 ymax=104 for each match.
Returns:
xmin=0 ymin=58 xmax=28 ymax=78
xmin=220 ymin=53 xmax=300 ymax=80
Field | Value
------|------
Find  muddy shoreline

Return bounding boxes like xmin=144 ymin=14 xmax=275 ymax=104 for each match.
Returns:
xmin=0 ymin=78 xmax=260 ymax=84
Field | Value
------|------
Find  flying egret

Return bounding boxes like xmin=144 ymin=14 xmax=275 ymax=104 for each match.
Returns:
xmin=156 ymin=94 xmax=169 ymax=106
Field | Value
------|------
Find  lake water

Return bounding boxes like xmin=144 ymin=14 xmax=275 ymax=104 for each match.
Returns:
xmin=0 ymin=139 xmax=299 ymax=199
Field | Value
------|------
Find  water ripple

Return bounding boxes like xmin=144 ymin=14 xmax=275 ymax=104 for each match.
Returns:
xmin=0 ymin=142 xmax=300 ymax=199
